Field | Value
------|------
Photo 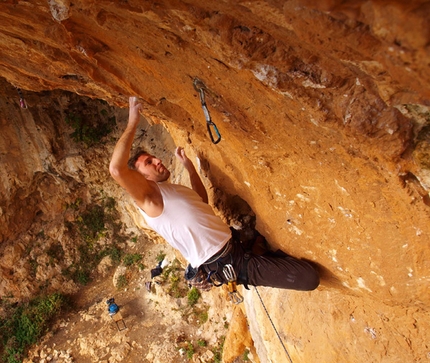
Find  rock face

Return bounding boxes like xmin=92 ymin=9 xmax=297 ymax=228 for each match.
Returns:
xmin=1 ymin=1 xmax=429 ymax=363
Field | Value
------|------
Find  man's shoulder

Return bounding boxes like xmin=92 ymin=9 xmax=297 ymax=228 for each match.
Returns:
xmin=158 ymin=182 xmax=195 ymax=194
xmin=159 ymin=181 xmax=185 ymax=188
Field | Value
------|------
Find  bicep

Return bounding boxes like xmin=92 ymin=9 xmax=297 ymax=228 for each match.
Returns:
xmin=110 ymin=167 xmax=152 ymax=205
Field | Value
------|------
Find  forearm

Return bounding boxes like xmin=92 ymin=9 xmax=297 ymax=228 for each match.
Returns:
xmin=186 ymin=164 xmax=209 ymax=204
xmin=175 ymin=146 xmax=209 ymax=203
xmin=110 ymin=123 xmax=137 ymax=174
xmin=110 ymin=97 xmax=141 ymax=176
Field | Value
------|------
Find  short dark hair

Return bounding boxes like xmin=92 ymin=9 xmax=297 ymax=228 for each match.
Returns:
xmin=128 ymin=148 xmax=149 ymax=170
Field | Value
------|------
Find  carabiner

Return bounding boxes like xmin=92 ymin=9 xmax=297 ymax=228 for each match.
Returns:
xmin=206 ymin=120 xmax=221 ymax=144
xmin=223 ymin=264 xmax=243 ymax=304
xmin=193 ymin=78 xmax=221 ymax=144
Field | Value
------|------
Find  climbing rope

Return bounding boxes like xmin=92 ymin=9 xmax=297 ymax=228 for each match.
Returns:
xmin=254 ymin=286 xmax=294 ymax=363
xmin=193 ymin=78 xmax=221 ymax=144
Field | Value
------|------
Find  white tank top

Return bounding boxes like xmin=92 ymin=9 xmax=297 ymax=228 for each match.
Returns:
xmin=139 ymin=182 xmax=231 ymax=267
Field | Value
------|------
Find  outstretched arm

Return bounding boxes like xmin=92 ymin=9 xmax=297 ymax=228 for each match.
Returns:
xmin=175 ymin=147 xmax=209 ymax=204
xmin=109 ymin=97 xmax=154 ymax=207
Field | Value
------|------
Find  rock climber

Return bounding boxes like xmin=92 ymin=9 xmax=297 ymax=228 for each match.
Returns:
xmin=109 ymin=96 xmax=319 ymax=292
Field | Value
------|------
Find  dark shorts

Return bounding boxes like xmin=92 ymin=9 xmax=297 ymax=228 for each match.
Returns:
xmin=202 ymin=238 xmax=319 ymax=291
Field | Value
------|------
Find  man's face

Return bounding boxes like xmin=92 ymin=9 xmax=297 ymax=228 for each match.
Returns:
xmin=135 ymin=154 xmax=170 ymax=182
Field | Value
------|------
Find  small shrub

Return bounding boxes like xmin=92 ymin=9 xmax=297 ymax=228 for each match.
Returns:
xmin=116 ymin=274 xmax=128 ymax=289
xmin=155 ymin=251 xmax=166 ymax=263
xmin=187 ymin=287 xmax=200 ymax=306
xmin=243 ymin=348 xmax=250 ymax=361
xmin=77 ymin=205 xmax=106 ymax=244
xmin=130 ymin=236 xmax=138 ymax=243
xmin=197 ymin=339 xmax=207 ymax=347
xmin=66 ymin=198 xmax=82 ymax=210
xmin=186 ymin=342 xmax=194 ymax=359
xmin=101 ymin=245 xmax=122 ymax=264
xmin=169 ymin=274 xmax=181 ymax=298
xmin=65 ymin=107 xmax=116 ymax=147
xmin=196 ymin=309 xmax=208 ymax=324
xmin=64 ymin=197 xmax=125 ymax=285
xmin=75 ymin=268 xmax=91 ymax=285
xmin=0 ymin=293 xmax=66 ymax=363
xmin=160 ymin=259 xmax=188 ymax=298
xmin=212 ymin=336 xmax=225 ymax=363
xmin=122 ymin=253 xmax=142 ymax=267
xmin=103 ymin=196 xmax=116 ymax=210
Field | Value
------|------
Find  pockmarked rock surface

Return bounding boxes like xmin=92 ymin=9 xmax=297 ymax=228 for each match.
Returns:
xmin=1 ymin=1 xmax=429 ymax=362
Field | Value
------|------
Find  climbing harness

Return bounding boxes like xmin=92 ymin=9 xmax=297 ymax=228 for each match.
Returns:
xmin=254 ymin=287 xmax=293 ymax=363
xmin=15 ymin=87 xmax=27 ymax=109
xmin=223 ymin=264 xmax=244 ymax=304
xmin=193 ymin=78 xmax=221 ymax=144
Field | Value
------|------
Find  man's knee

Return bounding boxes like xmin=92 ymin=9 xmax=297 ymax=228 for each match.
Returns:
xmin=300 ymin=264 xmax=320 ymax=291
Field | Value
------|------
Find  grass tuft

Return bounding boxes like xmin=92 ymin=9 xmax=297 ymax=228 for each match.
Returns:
xmin=0 ymin=293 xmax=67 ymax=363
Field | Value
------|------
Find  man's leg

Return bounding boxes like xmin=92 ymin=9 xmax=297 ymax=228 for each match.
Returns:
xmin=245 ymin=253 xmax=320 ymax=291
xmin=204 ymin=240 xmax=319 ymax=291
xmin=230 ymin=241 xmax=319 ymax=290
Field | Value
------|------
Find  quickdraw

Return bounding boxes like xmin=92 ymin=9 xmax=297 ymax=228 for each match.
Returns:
xmin=223 ymin=264 xmax=243 ymax=304
xmin=193 ymin=78 xmax=221 ymax=144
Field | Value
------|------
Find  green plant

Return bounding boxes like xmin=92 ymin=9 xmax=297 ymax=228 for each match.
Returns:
xmin=62 ymin=264 xmax=90 ymax=285
xmin=64 ymin=196 xmax=126 ymax=285
xmin=187 ymin=287 xmax=200 ymax=306
xmin=160 ymin=259 xmax=188 ymax=298
xmin=243 ymin=348 xmax=250 ymax=361
xmin=186 ymin=342 xmax=195 ymax=359
xmin=0 ymin=293 xmax=66 ymax=363
xmin=122 ymin=253 xmax=142 ymax=267
xmin=77 ymin=204 xmax=106 ymax=244
xmin=155 ymin=251 xmax=166 ymax=263
xmin=195 ymin=309 xmax=208 ymax=324
xmin=116 ymin=274 xmax=128 ymax=289
xmin=168 ymin=274 xmax=181 ymax=298
xmin=130 ymin=236 xmax=138 ymax=243
xmin=66 ymin=198 xmax=82 ymax=211
xmin=75 ymin=268 xmax=91 ymax=285
xmin=197 ymin=339 xmax=207 ymax=347
xmin=65 ymin=109 xmax=116 ymax=147
xmin=103 ymin=196 xmax=116 ymax=210
xmin=212 ymin=336 xmax=225 ymax=363
xmin=101 ymin=245 xmax=122 ymax=264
